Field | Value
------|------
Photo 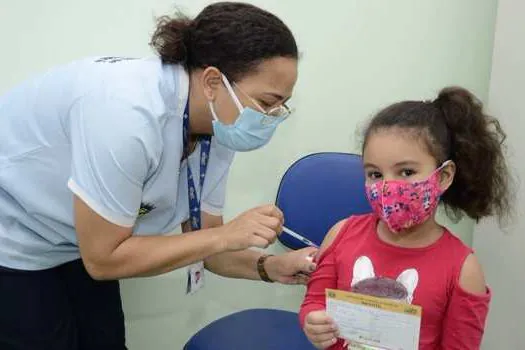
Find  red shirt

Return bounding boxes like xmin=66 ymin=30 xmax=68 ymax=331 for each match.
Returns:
xmin=299 ymin=214 xmax=491 ymax=350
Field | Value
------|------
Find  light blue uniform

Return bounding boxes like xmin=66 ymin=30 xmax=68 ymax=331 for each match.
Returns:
xmin=0 ymin=56 xmax=234 ymax=270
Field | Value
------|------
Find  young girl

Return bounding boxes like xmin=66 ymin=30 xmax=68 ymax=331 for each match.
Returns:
xmin=299 ymin=87 xmax=511 ymax=350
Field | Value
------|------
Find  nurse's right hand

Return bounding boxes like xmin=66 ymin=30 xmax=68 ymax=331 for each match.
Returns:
xmin=219 ymin=204 xmax=283 ymax=251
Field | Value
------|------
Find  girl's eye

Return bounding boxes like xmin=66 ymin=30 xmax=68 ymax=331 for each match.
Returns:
xmin=367 ymin=171 xmax=382 ymax=180
xmin=401 ymin=169 xmax=416 ymax=177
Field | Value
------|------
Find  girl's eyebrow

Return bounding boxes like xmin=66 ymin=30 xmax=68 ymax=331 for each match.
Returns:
xmin=363 ymin=162 xmax=378 ymax=168
xmin=363 ymin=160 xmax=419 ymax=168
xmin=393 ymin=160 xmax=419 ymax=167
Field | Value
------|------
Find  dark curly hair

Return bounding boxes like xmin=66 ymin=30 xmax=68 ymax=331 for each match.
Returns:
xmin=149 ymin=2 xmax=298 ymax=82
xmin=362 ymin=86 xmax=512 ymax=223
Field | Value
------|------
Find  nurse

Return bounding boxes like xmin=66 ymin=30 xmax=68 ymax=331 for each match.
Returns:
xmin=0 ymin=2 xmax=316 ymax=349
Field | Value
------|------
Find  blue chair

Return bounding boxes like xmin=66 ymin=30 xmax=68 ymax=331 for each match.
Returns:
xmin=184 ymin=152 xmax=372 ymax=350
xmin=276 ymin=152 xmax=372 ymax=250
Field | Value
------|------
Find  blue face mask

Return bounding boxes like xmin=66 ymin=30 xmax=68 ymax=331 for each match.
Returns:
xmin=209 ymin=75 xmax=287 ymax=152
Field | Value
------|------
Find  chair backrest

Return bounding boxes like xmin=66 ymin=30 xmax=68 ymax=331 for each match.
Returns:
xmin=276 ymin=152 xmax=372 ymax=250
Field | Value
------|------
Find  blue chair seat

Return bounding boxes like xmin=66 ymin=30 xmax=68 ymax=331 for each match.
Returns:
xmin=183 ymin=309 xmax=316 ymax=350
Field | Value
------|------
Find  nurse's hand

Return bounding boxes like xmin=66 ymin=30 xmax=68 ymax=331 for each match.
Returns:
xmin=219 ymin=204 xmax=283 ymax=251
xmin=264 ymin=247 xmax=318 ymax=284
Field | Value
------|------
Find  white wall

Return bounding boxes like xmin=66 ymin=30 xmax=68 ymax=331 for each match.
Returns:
xmin=473 ymin=0 xmax=525 ymax=348
xmin=0 ymin=1 xmax=499 ymax=349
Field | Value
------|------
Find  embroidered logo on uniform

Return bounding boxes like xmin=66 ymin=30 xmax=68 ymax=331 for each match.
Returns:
xmin=94 ymin=56 xmax=137 ymax=63
xmin=138 ymin=202 xmax=155 ymax=218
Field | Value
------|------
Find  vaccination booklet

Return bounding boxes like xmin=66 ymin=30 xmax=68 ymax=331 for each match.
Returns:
xmin=325 ymin=289 xmax=421 ymax=350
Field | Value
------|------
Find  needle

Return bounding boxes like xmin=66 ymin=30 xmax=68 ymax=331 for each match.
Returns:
xmin=282 ymin=226 xmax=319 ymax=248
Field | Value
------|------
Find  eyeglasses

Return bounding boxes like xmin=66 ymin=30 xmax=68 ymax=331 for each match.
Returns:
xmin=234 ymin=84 xmax=293 ymax=119
xmin=221 ymin=74 xmax=293 ymax=119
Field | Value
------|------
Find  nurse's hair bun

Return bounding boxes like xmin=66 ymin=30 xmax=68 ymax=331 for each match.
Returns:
xmin=150 ymin=11 xmax=193 ymax=65
xmin=150 ymin=2 xmax=298 ymax=82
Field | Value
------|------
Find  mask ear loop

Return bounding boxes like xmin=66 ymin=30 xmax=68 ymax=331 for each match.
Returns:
xmin=438 ymin=160 xmax=452 ymax=171
xmin=208 ymin=102 xmax=219 ymax=122
xmin=432 ymin=159 xmax=452 ymax=181
xmin=434 ymin=159 xmax=452 ymax=192
xmin=221 ymin=74 xmax=244 ymax=113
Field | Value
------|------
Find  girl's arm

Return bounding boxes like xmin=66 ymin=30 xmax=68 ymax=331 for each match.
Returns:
xmin=440 ymin=254 xmax=491 ymax=349
xmin=299 ymin=220 xmax=345 ymax=326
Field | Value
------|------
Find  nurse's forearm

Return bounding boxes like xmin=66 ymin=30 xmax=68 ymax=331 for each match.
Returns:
xmin=204 ymin=249 xmax=265 ymax=280
xmin=75 ymin=196 xmax=230 ymax=280
xmin=121 ymin=230 xmax=230 ymax=278
xmin=76 ymin=198 xmax=281 ymax=280
xmin=84 ymin=229 xmax=227 ymax=280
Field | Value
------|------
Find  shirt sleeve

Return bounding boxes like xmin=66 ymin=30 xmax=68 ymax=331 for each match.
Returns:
xmin=440 ymin=282 xmax=491 ymax=349
xmin=200 ymin=139 xmax=234 ymax=216
xmin=68 ymin=94 xmax=159 ymax=227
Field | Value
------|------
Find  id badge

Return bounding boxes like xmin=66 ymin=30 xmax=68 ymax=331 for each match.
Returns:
xmin=186 ymin=261 xmax=205 ymax=295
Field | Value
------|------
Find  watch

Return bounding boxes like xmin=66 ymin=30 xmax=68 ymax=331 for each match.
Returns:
xmin=257 ymin=254 xmax=274 ymax=283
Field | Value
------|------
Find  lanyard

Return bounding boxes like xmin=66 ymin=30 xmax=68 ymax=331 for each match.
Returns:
xmin=182 ymin=102 xmax=211 ymax=231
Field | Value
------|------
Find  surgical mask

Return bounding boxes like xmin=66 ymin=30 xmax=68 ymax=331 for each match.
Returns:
xmin=365 ymin=162 xmax=450 ymax=233
xmin=209 ymin=75 xmax=288 ymax=152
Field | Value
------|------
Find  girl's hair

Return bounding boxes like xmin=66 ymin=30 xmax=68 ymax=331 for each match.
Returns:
xmin=362 ymin=86 xmax=512 ymax=222
xmin=149 ymin=2 xmax=298 ymax=82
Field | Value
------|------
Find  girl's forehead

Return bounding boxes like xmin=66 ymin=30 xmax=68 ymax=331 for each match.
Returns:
xmin=363 ymin=128 xmax=436 ymax=167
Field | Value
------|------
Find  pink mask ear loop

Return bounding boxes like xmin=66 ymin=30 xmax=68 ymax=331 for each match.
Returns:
xmin=436 ymin=160 xmax=452 ymax=173
xmin=433 ymin=160 xmax=452 ymax=187
xmin=431 ymin=159 xmax=452 ymax=193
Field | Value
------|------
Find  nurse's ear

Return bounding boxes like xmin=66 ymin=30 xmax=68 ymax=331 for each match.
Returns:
xmin=201 ymin=66 xmax=223 ymax=101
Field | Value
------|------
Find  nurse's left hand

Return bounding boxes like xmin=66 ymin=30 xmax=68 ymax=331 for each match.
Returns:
xmin=264 ymin=247 xmax=318 ymax=285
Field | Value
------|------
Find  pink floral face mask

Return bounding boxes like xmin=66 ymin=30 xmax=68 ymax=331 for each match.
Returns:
xmin=365 ymin=162 xmax=450 ymax=233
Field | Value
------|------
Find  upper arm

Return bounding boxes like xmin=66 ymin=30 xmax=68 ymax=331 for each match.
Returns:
xmin=68 ymin=95 xmax=158 ymax=227
xmin=68 ymin=97 xmax=155 ymax=227
xmin=68 ymin=95 xmax=158 ymax=268
xmin=459 ymin=254 xmax=487 ymax=295
xmin=441 ymin=253 xmax=491 ymax=349
xmin=317 ymin=219 xmax=346 ymax=259
xmin=74 ymin=195 xmax=132 ymax=276
xmin=299 ymin=219 xmax=346 ymax=326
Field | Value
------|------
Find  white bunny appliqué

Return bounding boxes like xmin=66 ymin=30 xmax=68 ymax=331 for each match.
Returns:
xmin=350 ymin=256 xmax=419 ymax=304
